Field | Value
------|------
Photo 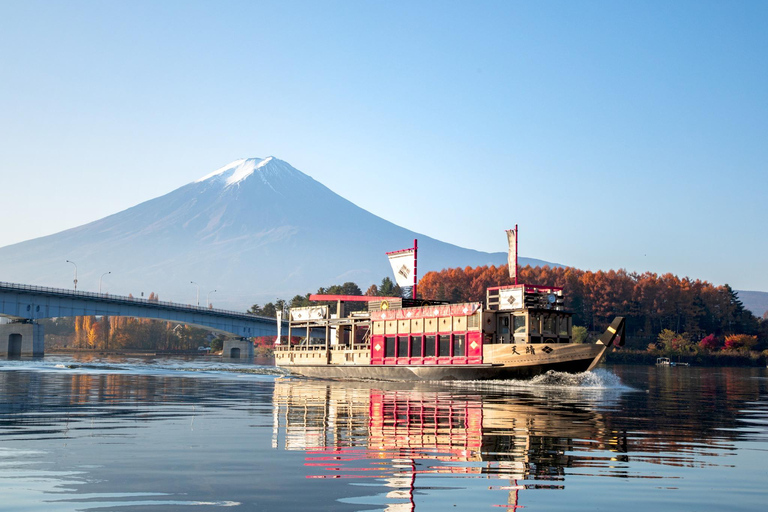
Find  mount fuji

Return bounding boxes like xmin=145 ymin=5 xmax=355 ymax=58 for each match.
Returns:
xmin=0 ymin=157 xmax=554 ymax=311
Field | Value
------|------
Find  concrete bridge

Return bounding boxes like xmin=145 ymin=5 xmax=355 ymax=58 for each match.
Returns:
xmin=0 ymin=281 xmax=283 ymax=357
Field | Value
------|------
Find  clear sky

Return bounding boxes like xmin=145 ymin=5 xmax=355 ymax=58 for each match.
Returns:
xmin=1 ymin=0 xmax=766 ymax=291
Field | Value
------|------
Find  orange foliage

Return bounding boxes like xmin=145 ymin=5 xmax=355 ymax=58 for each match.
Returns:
xmin=418 ymin=263 xmax=755 ymax=342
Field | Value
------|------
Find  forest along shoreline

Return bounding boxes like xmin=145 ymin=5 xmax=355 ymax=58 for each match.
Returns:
xmin=35 ymin=264 xmax=768 ymax=368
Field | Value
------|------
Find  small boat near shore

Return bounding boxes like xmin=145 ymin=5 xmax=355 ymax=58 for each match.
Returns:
xmin=656 ymin=357 xmax=690 ymax=367
xmin=274 ymin=231 xmax=625 ymax=381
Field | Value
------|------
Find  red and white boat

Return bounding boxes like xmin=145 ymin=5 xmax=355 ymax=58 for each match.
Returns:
xmin=274 ymin=231 xmax=624 ymax=381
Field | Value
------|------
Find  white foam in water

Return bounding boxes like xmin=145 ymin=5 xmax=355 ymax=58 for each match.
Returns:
xmin=527 ymin=368 xmax=625 ymax=389
xmin=445 ymin=368 xmax=630 ymax=392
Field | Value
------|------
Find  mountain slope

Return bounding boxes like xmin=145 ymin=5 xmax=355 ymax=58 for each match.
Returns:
xmin=0 ymin=157 xmax=552 ymax=310
xmin=738 ymin=290 xmax=768 ymax=318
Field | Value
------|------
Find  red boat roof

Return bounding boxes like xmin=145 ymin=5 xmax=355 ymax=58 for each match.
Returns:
xmin=486 ymin=284 xmax=563 ymax=292
xmin=309 ymin=294 xmax=402 ymax=302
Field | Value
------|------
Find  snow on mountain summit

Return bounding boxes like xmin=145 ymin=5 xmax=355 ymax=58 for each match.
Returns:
xmin=196 ymin=156 xmax=293 ymax=187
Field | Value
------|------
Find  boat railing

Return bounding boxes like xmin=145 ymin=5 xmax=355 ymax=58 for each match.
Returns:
xmin=274 ymin=343 xmax=326 ymax=352
xmin=337 ymin=343 xmax=370 ymax=351
xmin=274 ymin=342 xmax=370 ymax=352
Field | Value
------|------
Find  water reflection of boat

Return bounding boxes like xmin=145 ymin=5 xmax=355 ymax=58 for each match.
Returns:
xmin=271 ymin=378 xmax=623 ymax=510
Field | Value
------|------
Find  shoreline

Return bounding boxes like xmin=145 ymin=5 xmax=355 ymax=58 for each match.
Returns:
xmin=606 ymin=349 xmax=767 ymax=367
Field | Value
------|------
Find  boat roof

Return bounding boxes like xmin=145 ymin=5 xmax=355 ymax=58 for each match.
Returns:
xmin=487 ymin=284 xmax=563 ymax=292
xmin=308 ymin=294 xmax=402 ymax=302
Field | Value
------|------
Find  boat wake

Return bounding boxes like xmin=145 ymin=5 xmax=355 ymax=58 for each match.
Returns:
xmin=445 ymin=368 xmax=630 ymax=392
xmin=2 ymin=358 xmax=287 ymax=378
xmin=527 ymin=368 xmax=625 ymax=388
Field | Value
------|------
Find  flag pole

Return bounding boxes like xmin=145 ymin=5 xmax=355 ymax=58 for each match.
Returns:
xmin=413 ymin=238 xmax=418 ymax=299
xmin=514 ymin=224 xmax=518 ymax=286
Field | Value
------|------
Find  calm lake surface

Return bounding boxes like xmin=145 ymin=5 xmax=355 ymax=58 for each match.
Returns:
xmin=1 ymin=356 xmax=766 ymax=511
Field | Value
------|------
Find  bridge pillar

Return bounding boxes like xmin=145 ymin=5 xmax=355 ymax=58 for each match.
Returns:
xmin=222 ymin=339 xmax=253 ymax=359
xmin=0 ymin=322 xmax=44 ymax=357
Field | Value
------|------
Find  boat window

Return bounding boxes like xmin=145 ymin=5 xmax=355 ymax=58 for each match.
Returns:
xmin=398 ymin=336 xmax=409 ymax=358
xmin=543 ymin=315 xmax=556 ymax=334
xmin=498 ymin=315 xmax=509 ymax=335
xmin=453 ymin=334 xmax=465 ymax=357
xmin=558 ymin=316 xmax=569 ymax=336
xmin=411 ymin=335 xmax=423 ymax=357
xmin=425 ymin=335 xmax=436 ymax=357
xmin=513 ymin=316 xmax=526 ymax=334
xmin=529 ymin=314 xmax=540 ymax=334
xmin=385 ymin=336 xmax=396 ymax=358
xmin=439 ymin=335 xmax=451 ymax=357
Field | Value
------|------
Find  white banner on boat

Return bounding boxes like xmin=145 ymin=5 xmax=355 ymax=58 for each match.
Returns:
xmin=506 ymin=228 xmax=517 ymax=280
xmin=498 ymin=287 xmax=524 ymax=311
xmin=387 ymin=249 xmax=416 ymax=288
xmin=290 ymin=306 xmax=328 ymax=321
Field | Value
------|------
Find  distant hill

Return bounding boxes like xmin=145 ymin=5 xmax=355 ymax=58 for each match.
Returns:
xmin=0 ymin=157 xmax=554 ymax=311
xmin=737 ymin=290 xmax=768 ymax=318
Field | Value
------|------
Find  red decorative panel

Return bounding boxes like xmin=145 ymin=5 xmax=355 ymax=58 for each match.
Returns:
xmin=467 ymin=331 xmax=483 ymax=364
xmin=370 ymin=335 xmax=384 ymax=364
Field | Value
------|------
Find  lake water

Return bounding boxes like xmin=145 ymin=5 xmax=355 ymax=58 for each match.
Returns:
xmin=0 ymin=356 xmax=766 ymax=511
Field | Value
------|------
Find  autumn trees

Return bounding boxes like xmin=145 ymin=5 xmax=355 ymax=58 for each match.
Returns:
xmin=64 ymin=315 xmax=210 ymax=351
xmin=245 ymin=267 xmax=762 ymax=352
xmin=418 ymin=263 xmax=764 ymax=350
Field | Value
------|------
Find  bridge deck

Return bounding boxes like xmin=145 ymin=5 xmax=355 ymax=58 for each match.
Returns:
xmin=0 ymin=281 xmax=283 ymax=338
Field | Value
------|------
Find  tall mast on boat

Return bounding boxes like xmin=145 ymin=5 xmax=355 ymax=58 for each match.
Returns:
xmin=515 ymin=225 xmax=518 ymax=286
xmin=506 ymin=225 xmax=518 ymax=285
xmin=413 ymin=238 xmax=418 ymax=299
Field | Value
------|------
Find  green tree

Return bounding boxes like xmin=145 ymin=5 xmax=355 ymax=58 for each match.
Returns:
xmin=289 ymin=294 xmax=310 ymax=309
xmin=261 ymin=302 xmax=277 ymax=318
xmin=657 ymin=329 xmax=692 ymax=352
xmin=723 ymin=285 xmax=759 ymax=335
xmin=379 ymin=277 xmax=401 ymax=297
xmin=572 ymin=325 xmax=589 ymax=344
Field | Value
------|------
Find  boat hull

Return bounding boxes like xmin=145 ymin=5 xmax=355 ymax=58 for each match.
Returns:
xmin=280 ymin=356 xmax=600 ymax=381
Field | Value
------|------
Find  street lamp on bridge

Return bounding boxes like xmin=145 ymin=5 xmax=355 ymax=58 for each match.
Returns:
xmin=207 ymin=289 xmax=217 ymax=308
xmin=190 ymin=281 xmax=200 ymax=306
xmin=99 ymin=271 xmax=111 ymax=293
xmin=65 ymin=260 xmax=78 ymax=291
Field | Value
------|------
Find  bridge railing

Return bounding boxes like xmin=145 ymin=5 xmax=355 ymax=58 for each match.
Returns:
xmin=0 ymin=280 xmax=278 ymax=324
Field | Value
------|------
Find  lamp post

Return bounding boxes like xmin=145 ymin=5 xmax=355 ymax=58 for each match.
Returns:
xmin=190 ymin=281 xmax=200 ymax=306
xmin=206 ymin=289 xmax=217 ymax=307
xmin=65 ymin=260 xmax=78 ymax=291
xmin=99 ymin=271 xmax=111 ymax=293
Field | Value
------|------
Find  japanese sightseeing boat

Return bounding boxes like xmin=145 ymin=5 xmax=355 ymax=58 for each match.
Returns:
xmin=274 ymin=231 xmax=625 ymax=381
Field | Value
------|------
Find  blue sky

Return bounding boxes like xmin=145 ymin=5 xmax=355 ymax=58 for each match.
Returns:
xmin=1 ymin=0 xmax=766 ymax=291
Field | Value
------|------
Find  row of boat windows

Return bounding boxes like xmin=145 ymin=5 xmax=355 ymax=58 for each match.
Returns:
xmin=383 ymin=334 xmax=466 ymax=358
xmin=498 ymin=314 xmax=570 ymax=335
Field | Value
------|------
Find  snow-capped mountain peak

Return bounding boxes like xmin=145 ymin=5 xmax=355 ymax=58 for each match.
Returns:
xmin=196 ymin=156 xmax=280 ymax=186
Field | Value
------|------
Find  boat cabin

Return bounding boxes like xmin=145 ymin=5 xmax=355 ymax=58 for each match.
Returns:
xmin=274 ymin=284 xmax=574 ymax=368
